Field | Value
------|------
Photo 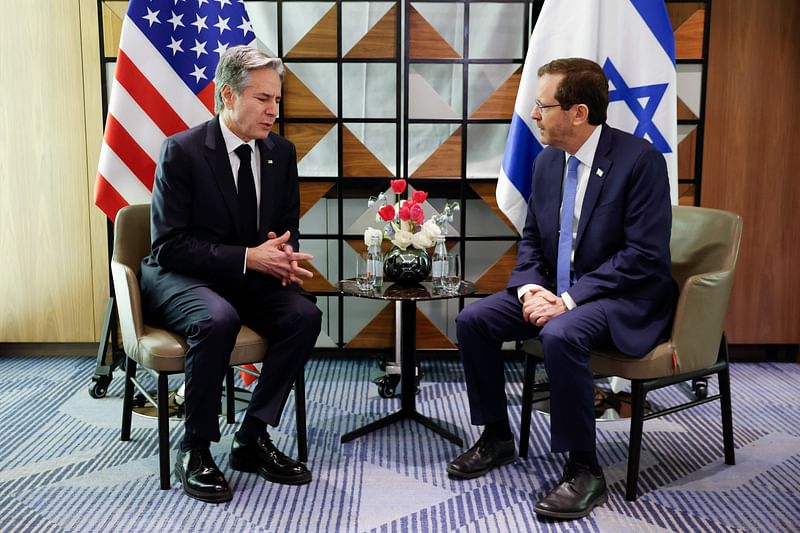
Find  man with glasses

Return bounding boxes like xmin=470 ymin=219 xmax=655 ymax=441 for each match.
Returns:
xmin=447 ymin=58 xmax=676 ymax=519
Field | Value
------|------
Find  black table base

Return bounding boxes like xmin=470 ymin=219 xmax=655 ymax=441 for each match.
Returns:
xmin=340 ymin=298 xmax=464 ymax=446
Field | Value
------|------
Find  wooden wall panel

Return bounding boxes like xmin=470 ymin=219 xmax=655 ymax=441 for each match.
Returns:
xmin=83 ymin=0 xmax=111 ymax=340
xmin=0 ymin=0 xmax=105 ymax=342
xmin=702 ymin=0 xmax=800 ymax=343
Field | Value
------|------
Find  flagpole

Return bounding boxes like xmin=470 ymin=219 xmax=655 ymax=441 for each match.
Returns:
xmin=89 ymin=0 xmax=125 ymax=399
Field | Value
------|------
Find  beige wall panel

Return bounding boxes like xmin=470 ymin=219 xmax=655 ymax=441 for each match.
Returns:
xmin=102 ymin=1 xmax=127 ymax=58
xmin=0 ymin=1 xmax=96 ymax=341
xmin=83 ymin=0 xmax=110 ymax=338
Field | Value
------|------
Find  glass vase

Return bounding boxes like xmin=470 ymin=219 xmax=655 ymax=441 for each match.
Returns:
xmin=383 ymin=246 xmax=431 ymax=285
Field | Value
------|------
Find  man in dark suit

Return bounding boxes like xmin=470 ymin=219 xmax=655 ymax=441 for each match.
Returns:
xmin=140 ymin=46 xmax=322 ymax=503
xmin=447 ymin=58 xmax=677 ymax=519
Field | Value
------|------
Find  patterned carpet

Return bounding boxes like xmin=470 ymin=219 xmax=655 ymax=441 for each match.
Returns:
xmin=0 ymin=356 xmax=798 ymax=532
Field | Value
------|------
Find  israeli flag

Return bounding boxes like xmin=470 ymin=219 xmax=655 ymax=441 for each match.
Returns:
xmin=497 ymin=0 xmax=677 ymax=233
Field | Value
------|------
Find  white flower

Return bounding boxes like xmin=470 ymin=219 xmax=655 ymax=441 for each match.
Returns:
xmin=392 ymin=229 xmax=414 ymax=250
xmin=420 ymin=219 xmax=442 ymax=241
xmin=364 ymin=227 xmax=383 ymax=246
xmin=411 ymin=231 xmax=434 ymax=250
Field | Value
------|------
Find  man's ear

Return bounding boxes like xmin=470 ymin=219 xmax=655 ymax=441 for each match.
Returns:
xmin=572 ymin=103 xmax=590 ymax=126
xmin=220 ymin=84 xmax=234 ymax=108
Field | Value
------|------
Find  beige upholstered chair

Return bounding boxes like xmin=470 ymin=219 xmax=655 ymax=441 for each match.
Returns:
xmin=111 ymin=203 xmax=307 ymax=489
xmin=519 ymin=205 xmax=742 ymax=501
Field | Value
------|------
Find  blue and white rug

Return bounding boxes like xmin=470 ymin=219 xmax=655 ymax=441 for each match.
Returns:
xmin=0 ymin=356 xmax=798 ymax=532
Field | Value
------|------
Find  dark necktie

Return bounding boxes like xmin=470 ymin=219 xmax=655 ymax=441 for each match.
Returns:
xmin=234 ymin=144 xmax=258 ymax=246
xmin=557 ymin=155 xmax=580 ymax=295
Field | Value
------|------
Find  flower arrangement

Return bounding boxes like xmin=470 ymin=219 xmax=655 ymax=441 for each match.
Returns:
xmin=365 ymin=179 xmax=459 ymax=250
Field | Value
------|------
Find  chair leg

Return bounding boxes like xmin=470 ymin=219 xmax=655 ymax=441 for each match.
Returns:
xmin=157 ymin=372 xmax=171 ymax=490
xmin=625 ymin=380 xmax=647 ymax=501
xmin=121 ymin=358 xmax=136 ymax=441
xmin=718 ymin=334 xmax=736 ymax=465
xmin=226 ymin=367 xmax=236 ymax=424
xmin=295 ymin=369 xmax=308 ymax=462
xmin=518 ymin=353 xmax=537 ymax=459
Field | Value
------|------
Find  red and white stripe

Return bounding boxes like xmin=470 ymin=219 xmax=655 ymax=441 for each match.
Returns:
xmin=95 ymin=18 xmax=216 ymax=221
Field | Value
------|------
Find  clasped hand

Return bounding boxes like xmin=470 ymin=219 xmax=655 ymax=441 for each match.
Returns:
xmin=246 ymin=231 xmax=314 ymax=286
xmin=522 ymin=288 xmax=567 ymax=327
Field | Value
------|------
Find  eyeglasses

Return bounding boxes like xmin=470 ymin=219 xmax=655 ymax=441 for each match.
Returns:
xmin=534 ymin=101 xmax=564 ymax=113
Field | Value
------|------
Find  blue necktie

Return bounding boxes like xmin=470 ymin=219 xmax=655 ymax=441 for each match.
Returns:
xmin=557 ymin=156 xmax=580 ymax=295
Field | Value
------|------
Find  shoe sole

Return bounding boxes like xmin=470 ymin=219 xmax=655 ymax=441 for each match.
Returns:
xmin=446 ymin=454 xmax=516 ymax=480
xmin=174 ymin=463 xmax=233 ymax=504
xmin=533 ymin=491 xmax=608 ymax=520
xmin=230 ymin=455 xmax=312 ymax=486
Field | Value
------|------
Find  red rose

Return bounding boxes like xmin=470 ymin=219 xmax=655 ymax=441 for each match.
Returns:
xmin=409 ymin=203 xmax=425 ymax=224
xmin=398 ymin=202 xmax=411 ymax=221
xmin=378 ymin=204 xmax=395 ymax=221
xmin=412 ymin=190 xmax=428 ymax=204
xmin=391 ymin=179 xmax=407 ymax=194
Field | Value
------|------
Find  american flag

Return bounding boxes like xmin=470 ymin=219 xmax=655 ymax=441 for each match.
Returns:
xmin=95 ymin=0 xmax=255 ymax=220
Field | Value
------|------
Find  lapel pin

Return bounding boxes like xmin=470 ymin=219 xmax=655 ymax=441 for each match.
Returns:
xmin=596 ymin=168 xmax=604 ymax=177
xmin=267 ymin=159 xmax=273 ymax=165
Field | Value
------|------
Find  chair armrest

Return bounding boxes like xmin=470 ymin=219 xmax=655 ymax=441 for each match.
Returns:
xmin=671 ymin=269 xmax=734 ymax=372
xmin=111 ymin=260 xmax=146 ymax=360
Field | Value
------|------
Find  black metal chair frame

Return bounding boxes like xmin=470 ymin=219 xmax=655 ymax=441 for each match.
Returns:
xmin=120 ymin=355 xmax=307 ymax=490
xmin=518 ymin=334 xmax=735 ymax=501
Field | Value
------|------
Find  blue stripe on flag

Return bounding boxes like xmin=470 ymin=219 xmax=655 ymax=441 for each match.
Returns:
xmin=629 ymin=0 xmax=676 ymax=63
xmin=501 ymin=113 xmax=542 ymax=202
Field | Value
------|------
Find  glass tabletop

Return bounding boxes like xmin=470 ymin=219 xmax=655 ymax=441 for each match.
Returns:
xmin=338 ymin=279 xmax=477 ymax=301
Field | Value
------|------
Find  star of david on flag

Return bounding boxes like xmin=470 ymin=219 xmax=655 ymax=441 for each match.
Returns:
xmin=95 ymin=0 xmax=255 ymax=221
xmin=496 ymin=0 xmax=678 ymax=233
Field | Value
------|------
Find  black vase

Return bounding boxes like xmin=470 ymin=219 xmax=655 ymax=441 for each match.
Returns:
xmin=383 ymin=246 xmax=431 ymax=285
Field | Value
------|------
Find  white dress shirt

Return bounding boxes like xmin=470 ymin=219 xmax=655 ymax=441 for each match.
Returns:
xmin=219 ymin=119 xmax=263 ymax=273
xmin=517 ymin=125 xmax=603 ymax=309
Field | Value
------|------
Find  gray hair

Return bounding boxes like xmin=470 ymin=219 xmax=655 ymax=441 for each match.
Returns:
xmin=214 ymin=45 xmax=285 ymax=113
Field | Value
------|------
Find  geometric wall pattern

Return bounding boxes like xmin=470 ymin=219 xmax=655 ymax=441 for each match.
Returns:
xmin=270 ymin=1 xmax=538 ymax=350
xmin=99 ymin=1 xmax=709 ymax=352
xmin=667 ymin=2 xmax=709 ymax=206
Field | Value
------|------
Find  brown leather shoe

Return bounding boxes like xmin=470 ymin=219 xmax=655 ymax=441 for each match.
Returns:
xmin=446 ymin=431 xmax=515 ymax=479
xmin=534 ymin=461 xmax=607 ymax=519
xmin=230 ymin=434 xmax=312 ymax=485
xmin=175 ymin=448 xmax=232 ymax=503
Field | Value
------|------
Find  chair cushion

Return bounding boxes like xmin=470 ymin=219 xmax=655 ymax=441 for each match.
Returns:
xmin=134 ymin=325 xmax=267 ymax=373
xmin=522 ymin=338 xmax=678 ymax=381
xmin=588 ymin=341 xmax=677 ymax=380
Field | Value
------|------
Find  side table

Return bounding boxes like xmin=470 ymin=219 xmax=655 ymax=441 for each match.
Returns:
xmin=338 ymin=279 xmax=476 ymax=446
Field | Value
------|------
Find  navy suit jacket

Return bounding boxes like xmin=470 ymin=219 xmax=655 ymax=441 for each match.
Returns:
xmin=507 ymin=125 xmax=678 ymax=356
xmin=140 ymin=116 xmax=302 ymax=311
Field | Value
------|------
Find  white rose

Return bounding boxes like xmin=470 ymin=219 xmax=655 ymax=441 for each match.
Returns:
xmin=364 ymin=227 xmax=383 ymax=246
xmin=411 ymin=231 xmax=434 ymax=250
xmin=420 ymin=219 xmax=441 ymax=241
xmin=392 ymin=229 xmax=414 ymax=250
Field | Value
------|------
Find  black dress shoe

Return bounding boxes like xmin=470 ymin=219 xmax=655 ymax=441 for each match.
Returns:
xmin=230 ymin=434 xmax=312 ymax=485
xmin=447 ymin=431 xmax=515 ymax=479
xmin=175 ymin=448 xmax=232 ymax=503
xmin=534 ymin=461 xmax=607 ymax=519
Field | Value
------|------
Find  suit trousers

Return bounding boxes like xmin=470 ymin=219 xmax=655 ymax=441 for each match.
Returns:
xmin=152 ymin=276 xmax=322 ymax=443
xmin=456 ymin=289 xmax=612 ymax=452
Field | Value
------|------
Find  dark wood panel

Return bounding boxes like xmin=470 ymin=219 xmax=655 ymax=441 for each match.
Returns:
xmin=702 ymin=0 xmax=800 ymax=343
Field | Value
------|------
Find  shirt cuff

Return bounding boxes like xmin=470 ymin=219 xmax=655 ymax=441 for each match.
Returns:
xmin=561 ymin=291 xmax=577 ymax=310
xmin=517 ymin=284 xmax=544 ymax=302
xmin=243 ymin=247 xmax=248 ymax=274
